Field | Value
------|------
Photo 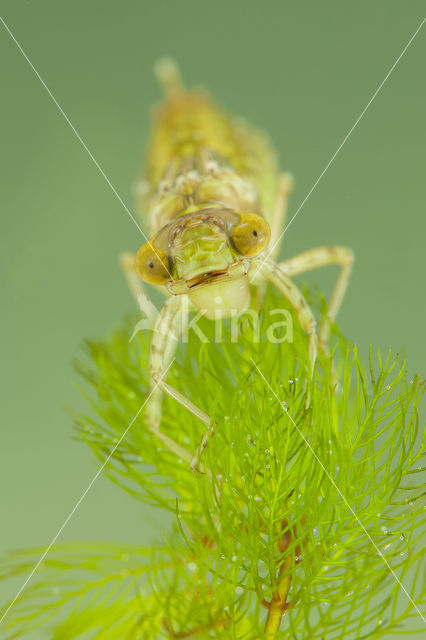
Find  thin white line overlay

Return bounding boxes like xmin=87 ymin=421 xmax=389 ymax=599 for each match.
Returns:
xmin=0 ymin=362 xmax=173 ymax=625
xmin=0 ymin=15 xmax=174 ymax=280
xmin=254 ymin=18 xmax=425 ymax=279
xmin=251 ymin=358 xmax=425 ymax=624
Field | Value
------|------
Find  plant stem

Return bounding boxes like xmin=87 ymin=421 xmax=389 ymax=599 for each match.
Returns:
xmin=263 ymin=572 xmax=291 ymax=639
xmin=263 ymin=521 xmax=294 ymax=638
xmin=264 ymin=602 xmax=286 ymax=637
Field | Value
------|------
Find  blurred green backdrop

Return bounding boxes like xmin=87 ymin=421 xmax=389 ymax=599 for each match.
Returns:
xmin=1 ymin=1 xmax=424 ymax=637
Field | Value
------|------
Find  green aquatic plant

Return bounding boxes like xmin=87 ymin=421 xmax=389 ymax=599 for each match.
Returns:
xmin=1 ymin=287 xmax=425 ymax=639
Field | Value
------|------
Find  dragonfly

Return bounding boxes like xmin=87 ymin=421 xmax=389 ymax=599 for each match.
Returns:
xmin=121 ymin=59 xmax=353 ymax=469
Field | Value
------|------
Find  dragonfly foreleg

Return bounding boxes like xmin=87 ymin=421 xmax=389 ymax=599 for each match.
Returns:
xmin=253 ymin=173 xmax=294 ymax=309
xmin=251 ymin=258 xmax=318 ymax=377
xmin=148 ymin=295 xmax=214 ymax=473
xmin=278 ymin=246 xmax=354 ymax=350
xmin=120 ymin=251 xmax=147 ymax=304
xmin=269 ymin=172 xmax=294 ymax=261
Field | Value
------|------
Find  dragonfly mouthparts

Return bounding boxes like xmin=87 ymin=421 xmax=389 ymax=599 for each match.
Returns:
xmin=186 ymin=268 xmax=230 ymax=289
xmin=167 ymin=259 xmax=250 ymax=295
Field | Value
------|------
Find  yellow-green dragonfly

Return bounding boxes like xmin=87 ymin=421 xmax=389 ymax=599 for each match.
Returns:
xmin=121 ymin=59 xmax=353 ymax=469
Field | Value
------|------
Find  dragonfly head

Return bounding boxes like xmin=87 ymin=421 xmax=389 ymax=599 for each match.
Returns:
xmin=135 ymin=208 xmax=270 ymax=318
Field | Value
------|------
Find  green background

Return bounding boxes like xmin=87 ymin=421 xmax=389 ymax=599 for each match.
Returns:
xmin=1 ymin=1 xmax=424 ymax=637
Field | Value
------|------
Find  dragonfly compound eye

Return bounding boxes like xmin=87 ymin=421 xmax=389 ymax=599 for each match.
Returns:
xmin=135 ymin=243 xmax=171 ymax=285
xmin=232 ymin=213 xmax=271 ymax=256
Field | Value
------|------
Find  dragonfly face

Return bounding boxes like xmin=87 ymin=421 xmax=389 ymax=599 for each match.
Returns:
xmin=135 ymin=208 xmax=270 ymax=317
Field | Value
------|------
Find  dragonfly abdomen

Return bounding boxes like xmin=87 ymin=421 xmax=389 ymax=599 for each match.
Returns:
xmin=137 ymin=71 xmax=279 ymax=234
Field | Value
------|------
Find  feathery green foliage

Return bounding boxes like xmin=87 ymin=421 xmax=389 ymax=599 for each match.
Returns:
xmin=1 ymin=287 xmax=425 ymax=639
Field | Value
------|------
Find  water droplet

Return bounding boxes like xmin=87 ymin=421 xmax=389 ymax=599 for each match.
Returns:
xmin=399 ymin=534 xmax=405 ymax=541
xmin=224 ymin=415 xmax=230 ymax=421
xmin=221 ymin=554 xmax=226 ymax=559
xmin=187 ymin=562 xmax=197 ymax=571
xmin=266 ymin=464 xmax=271 ymax=469
xmin=244 ymin=452 xmax=249 ymax=457
xmin=289 ymin=379 xmax=294 ymax=384
xmin=231 ymin=555 xmax=237 ymax=562
xmin=248 ymin=495 xmax=253 ymax=500
xmin=265 ymin=448 xmax=270 ymax=454
xmin=381 ymin=525 xmax=388 ymax=534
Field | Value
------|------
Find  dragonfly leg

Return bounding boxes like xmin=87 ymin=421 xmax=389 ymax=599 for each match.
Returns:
xmin=269 ymin=172 xmax=294 ymax=261
xmin=148 ymin=295 xmax=214 ymax=473
xmin=119 ymin=251 xmax=146 ymax=304
xmin=278 ymin=246 xmax=354 ymax=350
xmin=251 ymin=259 xmax=318 ymax=377
xmin=253 ymin=173 xmax=294 ymax=307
